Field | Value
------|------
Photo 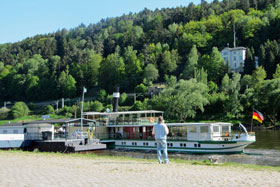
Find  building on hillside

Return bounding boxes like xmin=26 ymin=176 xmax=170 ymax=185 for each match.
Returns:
xmin=220 ymin=47 xmax=246 ymax=73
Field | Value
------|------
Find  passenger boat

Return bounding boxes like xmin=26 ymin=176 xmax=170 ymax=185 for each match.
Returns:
xmin=83 ymin=110 xmax=256 ymax=154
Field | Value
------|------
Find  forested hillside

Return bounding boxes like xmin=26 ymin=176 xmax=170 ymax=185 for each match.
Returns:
xmin=1 ymin=0 xmax=280 ymax=124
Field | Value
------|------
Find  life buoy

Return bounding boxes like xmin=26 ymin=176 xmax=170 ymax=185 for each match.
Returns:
xmin=149 ymin=117 xmax=155 ymax=123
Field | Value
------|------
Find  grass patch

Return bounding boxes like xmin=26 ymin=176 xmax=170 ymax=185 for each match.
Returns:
xmin=0 ymin=114 xmax=66 ymax=125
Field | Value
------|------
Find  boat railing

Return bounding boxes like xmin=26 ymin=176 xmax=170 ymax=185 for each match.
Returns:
xmin=67 ymin=131 xmax=89 ymax=140
xmin=167 ymin=136 xmax=188 ymax=141
xmin=97 ymin=132 xmax=189 ymax=141
xmin=102 ymin=118 xmax=155 ymax=126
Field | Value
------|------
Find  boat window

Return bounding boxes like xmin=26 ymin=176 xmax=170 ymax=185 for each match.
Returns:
xmin=222 ymin=126 xmax=230 ymax=132
xmin=189 ymin=126 xmax=197 ymax=133
xmin=13 ymin=130 xmax=18 ymax=134
xmin=3 ymin=130 xmax=7 ymax=134
xmin=213 ymin=126 xmax=219 ymax=133
xmin=200 ymin=126 xmax=208 ymax=133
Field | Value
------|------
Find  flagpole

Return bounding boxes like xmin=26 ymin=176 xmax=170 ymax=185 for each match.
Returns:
xmin=81 ymin=87 xmax=85 ymax=132
xmin=250 ymin=108 xmax=254 ymax=132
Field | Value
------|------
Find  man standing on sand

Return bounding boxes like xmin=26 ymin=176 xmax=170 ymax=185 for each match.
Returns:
xmin=152 ymin=116 xmax=169 ymax=164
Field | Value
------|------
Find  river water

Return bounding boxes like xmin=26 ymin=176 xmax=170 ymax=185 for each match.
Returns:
xmin=95 ymin=130 xmax=280 ymax=167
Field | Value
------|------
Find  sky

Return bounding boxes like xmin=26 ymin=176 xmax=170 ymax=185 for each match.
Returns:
xmin=0 ymin=0 xmax=211 ymax=44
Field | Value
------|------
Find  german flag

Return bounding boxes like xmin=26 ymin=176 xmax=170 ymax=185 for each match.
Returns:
xmin=252 ymin=110 xmax=264 ymax=123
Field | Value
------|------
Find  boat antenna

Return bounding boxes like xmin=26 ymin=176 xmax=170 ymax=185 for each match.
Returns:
xmin=233 ymin=21 xmax=236 ymax=48
xmin=81 ymin=87 xmax=87 ymax=132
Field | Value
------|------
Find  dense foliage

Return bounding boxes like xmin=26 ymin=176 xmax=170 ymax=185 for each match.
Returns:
xmin=1 ymin=0 xmax=280 ymax=124
xmin=10 ymin=102 xmax=30 ymax=119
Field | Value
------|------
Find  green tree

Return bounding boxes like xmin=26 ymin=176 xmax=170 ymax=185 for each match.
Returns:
xmin=45 ymin=105 xmax=55 ymax=114
xmin=194 ymin=67 xmax=208 ymax=84
xmin=258 ymin=79 xmax=280 ymax=126
xmin=135 ymin=83 xmax=147 ymax=94
xmin=244 ymin=48 xmax=255 ymax=75
xmin=273 ymin=64 xmax=280 ymax=79
xmin=225 ymin=73 xmax=243 ymax=118
xmin=123 ymin=46 xmax=142 ymax=89
xmin=151 ymin=79 xmax=209 ymax=121
xmin=90 ymin=101 xmax=104 ymax=112
xmin=119 ymin=93 xmax=127 ymax=106
xmin=143 ymin=64 xmax=159 ymax=85
xmin=130 ymin=101 xmax=143 ymax=111
xmin=57 ymin=68 xmax=77 ymax=98
xmin=97 ymin=89 xmax=107 ymax=103
xmin=82 ymin=50 xmax=102 ymax=87
xmin=182 ymin=45 xmax=198 ymax=79
xmin=99 ymin=50 xmax=125 ymax=92
xmin=10 ymin=102 xmax=30 ymax=119
xmin=240 ymin=74 xmax=252 ymax=92
xmin=164 ymin=75 xmax=177 ymax=87
xmin=204 ymin=47 xmax=226 ymax=83
xmin=221 ymin=74 xmax=230 ymax=93
xmin=160 ymin=49 xmax=179 ymax=75
xmin=252 ymin=66 xmax=266 ymax=89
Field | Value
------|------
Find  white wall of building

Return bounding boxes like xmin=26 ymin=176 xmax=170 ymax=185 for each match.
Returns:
xmin=221 ymin=47 xmax=246 ymax=73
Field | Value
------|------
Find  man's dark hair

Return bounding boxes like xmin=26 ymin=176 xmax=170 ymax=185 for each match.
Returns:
xmin=158 ymin=116 xmax=164 ymax=123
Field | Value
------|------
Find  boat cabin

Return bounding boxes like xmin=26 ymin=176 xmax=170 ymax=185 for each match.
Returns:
xmin=168 ymin=122 xmax=232 ymax=141
xmin=83 ymin=110 xmax=163 ymax=140
xmin=0 ymin=123 xmax=25 ymax=148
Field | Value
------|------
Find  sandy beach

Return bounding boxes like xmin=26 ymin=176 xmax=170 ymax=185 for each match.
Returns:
xmin=0 ymin=151 xmax=279 ymax=187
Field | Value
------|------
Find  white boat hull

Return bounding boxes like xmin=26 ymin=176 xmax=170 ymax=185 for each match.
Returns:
xmin=113 ymin=139 xmax=254 ymax=154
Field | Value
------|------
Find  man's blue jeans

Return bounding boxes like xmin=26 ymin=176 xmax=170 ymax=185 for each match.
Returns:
xmin=156 ymin=139 xmax=169 ymax=164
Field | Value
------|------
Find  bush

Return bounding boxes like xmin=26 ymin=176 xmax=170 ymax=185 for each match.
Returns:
xmin=104 ymin=104 xmax=113 ymax=112
xmin=118 ymin=106 xmax=130 ymax=111
xmin=10 ymin=102 xmax=30 ymax=119
xmin=45 ymin=105 xmax=55 ymax=114
xmin=135 ymin=83 xmax=147 ymax=94
xmin=0 ymin=107 xmax=10 ymax=120
xmin=97 ymin=89 xmax=107 ymax=103
xmin=90 ymin=101 xmax=104 ymax=112
xmin=57 ymin=106 xmax=75 ymax=117
xmin=130 ymin=101 xmax=143 ymax=111
xmin=119 ymin=93 xmax=127 ymax=106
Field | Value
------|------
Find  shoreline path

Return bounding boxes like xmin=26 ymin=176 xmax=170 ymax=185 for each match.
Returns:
xmin=0 ymin=151 xmax=279 ymax=187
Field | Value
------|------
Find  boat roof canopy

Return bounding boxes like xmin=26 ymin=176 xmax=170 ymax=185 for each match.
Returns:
xmin=167 ymin=122 xmax=232 ymax=127
xmin=84 ymin=110 xmax=163 ymax=116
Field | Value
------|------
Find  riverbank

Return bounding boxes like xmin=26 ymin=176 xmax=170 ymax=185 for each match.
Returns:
xmin=0 ymin=150 xmax=279 ymax=187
